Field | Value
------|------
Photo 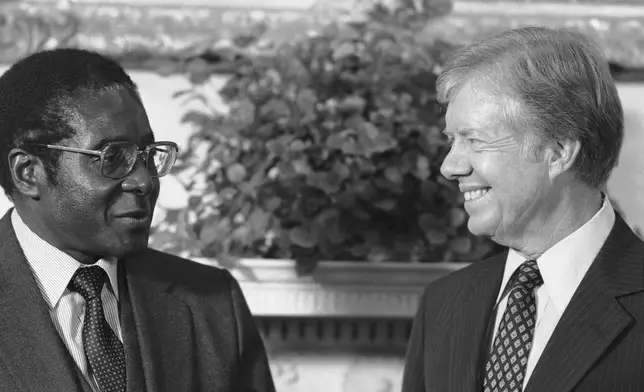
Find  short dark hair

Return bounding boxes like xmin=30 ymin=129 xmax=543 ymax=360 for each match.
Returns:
xmin=437 ymin=27 xmax=623 ymax=189
xmin=0 ymin=48 xmax=140 ymax=196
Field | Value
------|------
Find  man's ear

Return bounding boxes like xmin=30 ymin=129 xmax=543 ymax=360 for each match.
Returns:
xmin=546 ymin=138 xmax=581 ymax=180
xmin=8 ymin=148 xmax=45 ymax=200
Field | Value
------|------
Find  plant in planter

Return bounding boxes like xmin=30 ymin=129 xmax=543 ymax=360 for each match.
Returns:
xmin=149 ymin=1 xmax=503 ymax=271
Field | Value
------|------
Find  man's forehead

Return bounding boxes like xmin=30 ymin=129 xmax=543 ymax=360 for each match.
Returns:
xmin=70 ymin=89 xmax=153 ymax=146
xmin=81 ymin=89 xmax=139 ymax=115
xmin=444 ymin=81 xmax=515 ymax=134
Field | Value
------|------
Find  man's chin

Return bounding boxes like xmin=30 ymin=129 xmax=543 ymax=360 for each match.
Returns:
xmin=466 ymin=217 xmax=495 ymax=238
xmin=111 ymin=239 xmax=150 ymax=259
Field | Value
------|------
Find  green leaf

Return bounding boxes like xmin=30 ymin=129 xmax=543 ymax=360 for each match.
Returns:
xmin=332 ymin=161 xmax=351 ymax=180
xmin=326 ymin=133 xmax=346 ymax=150
xmin=218 ymin=187 xmax=238 ymax=201
xmin=292 ymin=158 xmax=312 ymax=175
xmin=290 ymin=140 xmax=307 ymax=151
xmin=296 ymin=88 xmax=317 ymax=115
xmin=326 ymin=129 xmax=355 ymax=151
xmin=384 ymin=167 xmax=403 ymax=185
xmin=180 ymin=111 xmax=213 ymax=128
xmin=172 ymin=88 xmax=193 ymax=99
xmin=358 ymin=123 xmax=397 ymax=156
xmin=185 ymin=59 xmax=211 ymax=84
xmin=306 ymin=171 xmax=343 ymax=194
xmin=266 ymin=135 xmax=293 ymax=157
xmin=226 ymin=163 xmax=247 ymax=184
xmin=261 ymin=99 xmax=291 ymax=120
xmin=373 ymin=198 xmax=397 ymax=211
xmin=289 ymin=226 xmax=317 ymax=248
xmin=350 ymin=180 xmax=375 ymax=198
xmin=315 ymin=209 xmax=345 ymax=245
xmin=199 ymin=217 xmax=232 ymax=244
xmin=262 ymin=197 xmax=282 ymax=212
xmin=341 ymin=139 xmax=360 ymax=155
xmin=337 ymin=95 xmax=366 ymax=114
xmin=361 ymin=121 xmax=380 ymax=140
xmin=415 ymin=155 xmax=431 ymax=180
xmin=332 ymin=42 xmax=359 ymax=61
xmin=247 ymin=208 xmax=271 ymax=234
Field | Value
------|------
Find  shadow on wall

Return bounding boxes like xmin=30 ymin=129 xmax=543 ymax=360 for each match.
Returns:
xmin=608 ymin=83 xmax=644 ymax=235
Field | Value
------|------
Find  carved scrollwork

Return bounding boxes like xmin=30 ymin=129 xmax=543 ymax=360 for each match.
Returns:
xmin=0 ymin=1 xmax=642 ymax=73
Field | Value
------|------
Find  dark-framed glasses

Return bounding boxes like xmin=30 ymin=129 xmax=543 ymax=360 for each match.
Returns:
xmin=31 ymin=141 xmax=179 ymax=179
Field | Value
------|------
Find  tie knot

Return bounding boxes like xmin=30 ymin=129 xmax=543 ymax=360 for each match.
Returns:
xmin=69 ymin=266 xmax=107 ymax=300
xmin=509 ymin=259 xmax=544 ymax=292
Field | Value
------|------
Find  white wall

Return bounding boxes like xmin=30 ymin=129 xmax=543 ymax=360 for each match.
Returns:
xmin=0 ymin=69 xmax=643 ymax=234
xmin=607 ymin=83 xmax=644 ymax=232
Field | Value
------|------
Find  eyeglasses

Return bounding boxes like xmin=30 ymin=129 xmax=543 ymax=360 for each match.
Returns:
xmin=31 ymin=141 xmax=179 ymax=179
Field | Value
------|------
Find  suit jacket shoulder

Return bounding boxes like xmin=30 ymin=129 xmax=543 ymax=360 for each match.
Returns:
xmin=418 ymin=252 xmax=507 ymax=324
xmin=123 ymin=248 xmax=276 ymax=392
xmin=131 ymin=248 xmax=234 ymax=295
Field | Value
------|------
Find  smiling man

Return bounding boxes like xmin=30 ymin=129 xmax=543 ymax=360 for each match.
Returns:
xmin=402 ymin=27 xmax=644 ymax=392
xmin=0 ymin=49 xmax=275 ymax=392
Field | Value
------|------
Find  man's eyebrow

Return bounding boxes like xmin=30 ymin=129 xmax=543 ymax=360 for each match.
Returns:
xmin=89 ymin=136 xmax=124 ymax=150
xmin=442 ymin=127 xmax=478 ymax=137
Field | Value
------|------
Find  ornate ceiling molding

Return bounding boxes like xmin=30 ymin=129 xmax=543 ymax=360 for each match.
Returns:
xmin=1 ymin=0 xmax=641 ymax=74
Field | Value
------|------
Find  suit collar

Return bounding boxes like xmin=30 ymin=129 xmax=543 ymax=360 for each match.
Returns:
xmin=525 ymin=212 xmax=644 ymax=392
xmin=121 ymin=251 xmax=195 ymax=392
xmin=10 ymin=208 xmax=120 ymax=305
xmin=505 ymin=196 xmax=616 ymax=315
xmin=439 ymin=251 xmax=507 ymax=391
xmin=0 ymin=209 xmax=87 ymax=391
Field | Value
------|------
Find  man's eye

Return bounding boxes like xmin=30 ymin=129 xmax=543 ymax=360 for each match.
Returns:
xmin=103 ymin=149 xmax=126 ymax=164
xmin=104 ymin=153 xmax=119 ymax=162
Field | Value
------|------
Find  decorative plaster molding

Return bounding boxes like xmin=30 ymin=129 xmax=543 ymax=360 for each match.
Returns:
xmin=194 ymin=258 xmax=466 ymax=317
xmin=0 ymin=0 xmax=643 ymax=70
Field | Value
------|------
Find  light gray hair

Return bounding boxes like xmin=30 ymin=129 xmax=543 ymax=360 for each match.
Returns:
xmin=437 ymin=26 xmax=623 ymax=189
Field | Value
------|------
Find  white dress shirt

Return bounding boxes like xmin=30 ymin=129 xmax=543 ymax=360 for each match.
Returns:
xmin=11 ymin=209 xmax=123 ymax=392
xmin=490 ymin=196 xmax=615 ymax=388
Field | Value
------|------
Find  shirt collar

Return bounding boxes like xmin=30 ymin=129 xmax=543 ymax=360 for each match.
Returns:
xmin=502 ymin=195 xmax=615 ymax=314
xmin=11 ymin=209 xmax=119 ymax=308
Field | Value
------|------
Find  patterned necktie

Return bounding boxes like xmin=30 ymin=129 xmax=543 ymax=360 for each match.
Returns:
xmin=69 ymin=266 xmax=126 ymax=392
xmin=483 ymin=260 xmax=544 ymax=392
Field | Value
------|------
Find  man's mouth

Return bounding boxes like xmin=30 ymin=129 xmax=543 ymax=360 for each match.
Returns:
xmin=463 ymin=188 xmax=490 ymax=201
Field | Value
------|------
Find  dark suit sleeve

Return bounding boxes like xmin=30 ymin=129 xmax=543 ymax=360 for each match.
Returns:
xmin=401 ymin=288 xmax=428 ymax=392
xmin=225 ymin=270 xmax=276 ymax=392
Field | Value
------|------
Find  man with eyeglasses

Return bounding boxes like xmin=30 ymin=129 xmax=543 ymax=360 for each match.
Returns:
xmin=0 ymin=48 xmax=275 ymax=392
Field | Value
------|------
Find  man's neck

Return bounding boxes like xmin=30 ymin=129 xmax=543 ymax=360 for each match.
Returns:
xmin=507 ymin=187 xmax=604 ymax=260
xmin=13 ymin=203 xmax=100 ymax=264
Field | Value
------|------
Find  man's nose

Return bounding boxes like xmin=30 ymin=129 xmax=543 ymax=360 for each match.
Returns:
xmin=440 ymin=142 xmax=472 ymax=180
xmin=121 ymin=158 xmax=155 ymax=195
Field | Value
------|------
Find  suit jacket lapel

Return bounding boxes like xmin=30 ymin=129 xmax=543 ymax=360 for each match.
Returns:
xmin=0 ymin=210 xmax=85 ymax=391
xmin=525 ymin=213 xmax=644 ymax=392
xmin=439 ymin=253 xmax=506 ymax=391
xmin=118 ymin=262 xmax=147 ymax=392
xmin=123 ymin=254 xmax=195 ymax=392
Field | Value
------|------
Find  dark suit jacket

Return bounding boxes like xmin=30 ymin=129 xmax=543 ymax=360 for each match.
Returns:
xmin=402 ymin=213 xmax=644 ymax=392
xmin=0 ymin=210 xmax=275 ymax=392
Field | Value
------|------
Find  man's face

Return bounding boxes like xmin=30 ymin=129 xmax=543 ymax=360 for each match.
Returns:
xmin=39 ymin=89 xmax=159 ymax=260
xmin=440 ymin=82 xmax=555 ymax=246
